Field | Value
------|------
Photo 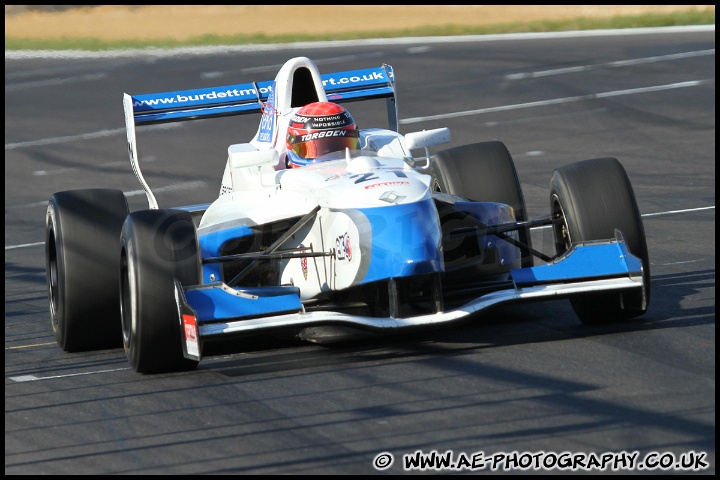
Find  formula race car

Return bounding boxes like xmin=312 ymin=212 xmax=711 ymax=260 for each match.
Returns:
xmin=45 ymin=56 xmax=650 ymax=373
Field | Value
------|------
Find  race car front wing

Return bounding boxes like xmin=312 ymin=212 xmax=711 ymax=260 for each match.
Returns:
xmin=177 ymin=232 xmax=645 ymax=361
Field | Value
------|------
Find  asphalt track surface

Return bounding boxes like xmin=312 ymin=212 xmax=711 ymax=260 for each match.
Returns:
xmin=5 ymin=27 xmax=715 ymax=474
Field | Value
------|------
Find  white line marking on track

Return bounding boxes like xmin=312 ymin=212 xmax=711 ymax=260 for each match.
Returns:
xmin=401 ymin=80 xmax=709 ymax=124
xmin=33 ymin=156 xmax=156 ymax=176
xmin=641 ymin=206 xmax=715 ymax=217
xmin=34 ymin=160 xmax=130 ymax=176
xmin=505 ymin=49 xmax=715 ymax=79
xmin=5 ymin=123 xmax=180 ymax=151
xmin=9 ymin=368 xmax=130 ymax=382
xmin=5 ymin=242 xmax=45 ymax=250
xmin=6 ymin=342 xmax=56 ymax=349
xmin=6 ymin=180 xmax=208 ymax=214
xmin=658 ymin=259 xmax=706 ymax=266
xmin=531 ymin=206 xmax=714 ymax=230
xmin=5 ymin=73 xmax=106 ymax=91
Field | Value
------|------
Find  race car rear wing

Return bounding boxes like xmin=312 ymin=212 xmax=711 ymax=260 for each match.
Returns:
xmin=125 ymin=65 xmax=397 ymax=128
xmin=123 ymin=63 xmax=398 ymax=209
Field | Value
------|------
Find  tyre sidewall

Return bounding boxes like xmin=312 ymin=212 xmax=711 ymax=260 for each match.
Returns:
xmin=550 ymin=158 xmax=650 ymax=321
xmin=121 ymin=210 xmax=200 ymax=373
xmin=46 ymin=201 xmax=67 ymax=347
xmin=428 ymin=141 xmax=533 ymax=268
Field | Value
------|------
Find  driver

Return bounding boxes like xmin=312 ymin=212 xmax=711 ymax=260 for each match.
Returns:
xmin=285 ymin=101 xmax=360 ymax=168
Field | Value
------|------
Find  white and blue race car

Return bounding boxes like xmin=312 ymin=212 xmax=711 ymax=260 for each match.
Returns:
xmin=45 ymin=56 xmax=650 ymax=373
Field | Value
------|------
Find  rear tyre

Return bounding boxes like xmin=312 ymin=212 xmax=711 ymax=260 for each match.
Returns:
xmin=45 ymin=189 xmax=128 ymax=351
xmin=550 ymin=158 xmax=650 ymax=324
xmin=120 ymin=209 xmax=200 ymax=374
xmin=428 ymin=141 xmax=533 ymax=268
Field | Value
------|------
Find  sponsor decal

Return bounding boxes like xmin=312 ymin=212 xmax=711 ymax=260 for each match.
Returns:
xmin=379 ymin=191 xmax=406 ymax=204
xmin=299 ymin=129 xmax=351 ymax=142
xmin=257 ymin=83 xmax=276 ymax=143
xmin=292 ymin=113 xmax=343 ymax=123
xmin=291 ymin=111 xmax=354 ymax=129
xmin=321 ymin=70 xmax=386 ymax=88
xmin=364 ymin=181 xmax=410 ymax=189
xmin=182 ymin=313 xmax=199 ymax=357
xmin=351 ymin=170 xmax=407 ymax=185
xmin=300 ymin=244 xmax=308 ymax=280
xmin=336 ymin=232 xmax=352 ymax=261
xmin=132 ymin=84 xmax=275 ymax=109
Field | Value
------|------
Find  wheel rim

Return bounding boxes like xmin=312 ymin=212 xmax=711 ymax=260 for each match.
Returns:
xmin=551 ymin=194 xmax=571 ymax=254
xmin=47 ymin=232 xmax=59 ymax=327
xmin=432 ymin=178 xmax=443 ymax=193
xmin=120 ymin=244 xmax=137 ymax=351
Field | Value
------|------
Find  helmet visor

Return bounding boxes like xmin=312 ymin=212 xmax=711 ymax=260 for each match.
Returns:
xmin=288 ymin=129 xmax=360 ymax=160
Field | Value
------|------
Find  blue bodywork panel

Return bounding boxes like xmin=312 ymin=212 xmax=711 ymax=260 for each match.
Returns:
xmin=511 ymin=241 xmax=642 ymax=287
xmin=198 ymin=224 xmax=254 ymax=284
xmin=356 ymin=199 xmax=444 ymax=281
xmin=185 ymin=285 xmax=302 ymax=323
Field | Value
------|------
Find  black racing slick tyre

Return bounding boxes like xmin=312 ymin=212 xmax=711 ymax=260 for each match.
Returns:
xmin=550 ymin=158 xmax=650 ymax=324
xmin=45 ymin=189 xmax=129 ymax=351
xmin=428 ymin=141 xmax=533 ymax=268
xmin=120 ymin=209 xmax=200 ymax=374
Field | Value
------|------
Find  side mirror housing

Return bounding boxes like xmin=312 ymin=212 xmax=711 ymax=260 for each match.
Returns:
xmin=404 ymin=128 xmax=450 ymax=150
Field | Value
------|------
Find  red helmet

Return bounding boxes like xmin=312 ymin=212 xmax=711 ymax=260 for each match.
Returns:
xmin=286 ymin=102 xmax=359 ymax=168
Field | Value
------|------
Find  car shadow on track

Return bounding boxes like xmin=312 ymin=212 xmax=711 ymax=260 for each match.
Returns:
xmin=204 ymin=269 xmax=714 ymax=378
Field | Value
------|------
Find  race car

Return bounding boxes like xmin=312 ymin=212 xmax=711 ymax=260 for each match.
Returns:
xmin=45 ymin=56 xmax=650 ymax=374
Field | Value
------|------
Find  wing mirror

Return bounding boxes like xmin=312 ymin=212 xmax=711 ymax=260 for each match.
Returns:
xmin=404 ymin=127 xmax=450 ymax=150
xmin=404 ymin=127 xmax=450 ymax=168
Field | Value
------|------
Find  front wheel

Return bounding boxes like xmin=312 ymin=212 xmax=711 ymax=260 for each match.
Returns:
xmin=120 ymin=209 xmax=200 ymax=373
xmin=428 ymin=141 xmax=533 ymax=269
xmin=550 ymin=157 xmax=650 ymax=324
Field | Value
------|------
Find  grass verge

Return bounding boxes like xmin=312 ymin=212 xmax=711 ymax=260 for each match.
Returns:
xmin=5 ymin=10 xmax=715 ymax=51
